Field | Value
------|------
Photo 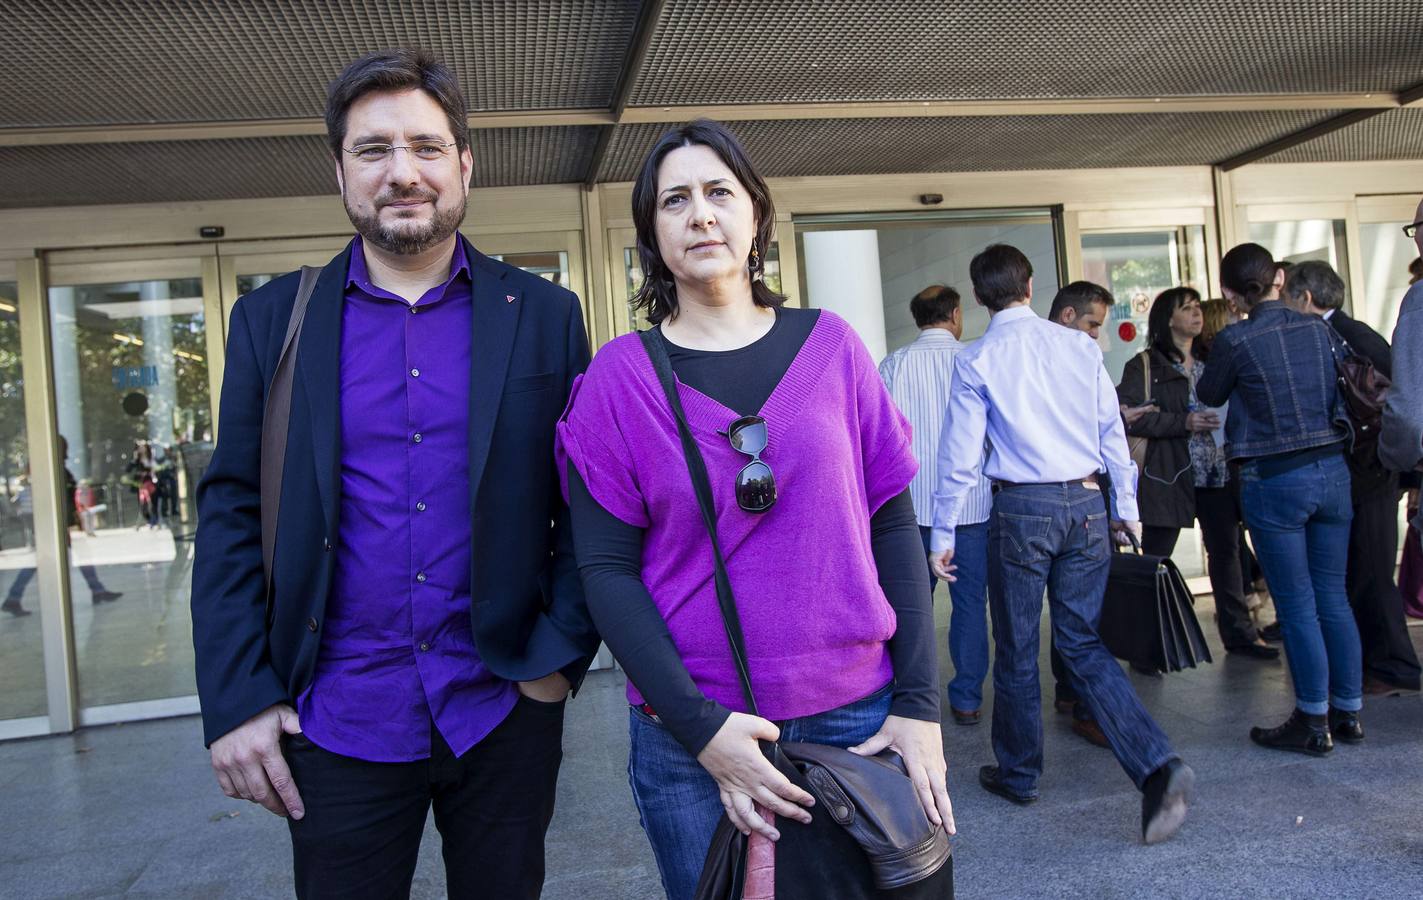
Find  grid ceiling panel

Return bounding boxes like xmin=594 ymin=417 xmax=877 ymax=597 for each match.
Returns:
xmin=633 ymin=1 xmax=1423 ymax=105
xmin=596 ymin=112 xmax=1336 ymax=182
xmin=0 ymin=127 xmax=599 ymax=209
xmin=1261 ymin=108 xmax=1423 ymax=163
xmin=0 ymin=0 xmax=641 ymax=128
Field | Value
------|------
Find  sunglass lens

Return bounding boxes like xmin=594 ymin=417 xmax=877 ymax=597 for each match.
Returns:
xmin=736 ymin=460 xmax=776 ymax=512
xmin=729 ymin=417 xmax=769 ymax=454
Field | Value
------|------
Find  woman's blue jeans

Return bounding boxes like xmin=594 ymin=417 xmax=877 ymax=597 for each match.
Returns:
xmin=627 ymin=682 xmax=892 ymax=900
xmin=1240 ymin=452 xmax=1363 ymax=715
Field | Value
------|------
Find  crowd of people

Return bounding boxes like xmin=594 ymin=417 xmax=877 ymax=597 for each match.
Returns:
xmin=188 ymin=48 xmax=1423 ymax=900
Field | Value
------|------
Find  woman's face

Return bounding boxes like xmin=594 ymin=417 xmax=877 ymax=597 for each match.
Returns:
xmin=653 ymin=143 xmax=757 ymax=292
xmin=1170 ymin=297 xmax=1203 ymax=338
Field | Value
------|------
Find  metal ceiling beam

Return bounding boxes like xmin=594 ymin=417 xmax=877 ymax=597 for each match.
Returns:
xmin=0 ymin=90 xmax=1406 ymax=151
xmin=584 ymin=0 xmax=667 ymax=188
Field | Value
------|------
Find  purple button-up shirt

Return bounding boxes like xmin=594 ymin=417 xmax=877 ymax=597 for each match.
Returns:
xmin=297 ymin=237 xmax=516 ymax=762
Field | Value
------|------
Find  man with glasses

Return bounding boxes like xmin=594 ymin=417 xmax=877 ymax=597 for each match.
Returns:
xmin=191 ymin=50 xmax=598 ymax=899
xmin=1382 ymin=201 xmax=1423 ymax=545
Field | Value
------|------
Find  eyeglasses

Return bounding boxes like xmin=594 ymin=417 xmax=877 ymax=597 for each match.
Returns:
xmin=724 ymin=415 xmax=776 ymax=513
xmin=342 ymin=141 xmax=457 ymax=164
xmin=1404 ymin=220 xmax=1423 ymax=239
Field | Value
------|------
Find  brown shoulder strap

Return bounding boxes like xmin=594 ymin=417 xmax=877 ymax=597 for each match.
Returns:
xmin=260 ymin=265 xmax=321 ymax=605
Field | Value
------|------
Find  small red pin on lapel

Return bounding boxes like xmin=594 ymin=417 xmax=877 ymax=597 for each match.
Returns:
xmin=506 ymin=294 xmax=517 ymax=304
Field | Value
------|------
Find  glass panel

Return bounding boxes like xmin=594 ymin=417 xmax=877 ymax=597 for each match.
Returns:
xmin=489 ymin=250 xmax=570 ymax=288
xmin=796 ymin=218 xmax=1059 ymax=360
xmin=1248 ymin=219 xmax=1350 ymax=299
xmin=1081 ymin=227 xmax=1209 ymax=385
xmin=1358 ymin=222 xmax=1420 ymax=336
xmin=48 ymin=274 xmax=211 ymax=708
xmin=0 ymin=281 xmax=44 ymax=720
xmin=623 ymin=243 xmax=781 ymax=334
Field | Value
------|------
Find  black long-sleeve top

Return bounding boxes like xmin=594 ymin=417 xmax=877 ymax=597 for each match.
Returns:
xmin=568 ymin=308 xmax=939 ymax=756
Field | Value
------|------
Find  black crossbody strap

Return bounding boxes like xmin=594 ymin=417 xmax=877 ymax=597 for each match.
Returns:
xmin=638 ymin=328 xmax=760 ymax=718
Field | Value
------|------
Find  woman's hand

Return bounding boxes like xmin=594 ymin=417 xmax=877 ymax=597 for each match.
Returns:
xmin=697 ymin=712 xmax=815 ymax=841
xmin=1185 ymin=411 xmax=1221 ymax=433
xmin=848 ymin=715 xmax=956 ymax=835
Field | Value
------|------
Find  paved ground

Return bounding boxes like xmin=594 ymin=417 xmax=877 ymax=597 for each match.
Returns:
xmin=3 ymin=601 xmax=1422 ymax=899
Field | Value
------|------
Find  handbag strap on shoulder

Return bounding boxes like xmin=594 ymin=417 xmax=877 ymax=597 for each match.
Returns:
xmin=638 ymin=328 xmax=760 ymax=718
xmin=260 ymin=265 xmax=321 ymax=610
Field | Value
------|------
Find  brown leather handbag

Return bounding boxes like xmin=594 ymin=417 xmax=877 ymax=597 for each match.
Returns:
xmin=639 ymin=330 xmax=954 ymax=900
xmin=1331 ymin=337 xmax=1391 ymax=470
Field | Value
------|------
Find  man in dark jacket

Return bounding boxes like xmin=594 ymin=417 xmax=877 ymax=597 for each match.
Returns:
xmin=191 ymin=51 xmax=599 ymax=899
xmin=1285 ymin=260 xmax=1421 ymax=695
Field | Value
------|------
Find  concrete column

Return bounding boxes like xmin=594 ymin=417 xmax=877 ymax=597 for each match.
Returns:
xmin=47 ymin=286 xmax=87 ymax=480
xmin=802 ymin=230 xmax=888 ymax=361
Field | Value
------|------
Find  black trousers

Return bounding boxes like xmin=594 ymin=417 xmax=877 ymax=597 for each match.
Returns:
xmin=1195 ymin=485 xmax=1260 ymax=649
xmin=284 ymin=694 xmax=566 ymax=900
xmin=1348 ymin=491 xmax=1423 ymax=689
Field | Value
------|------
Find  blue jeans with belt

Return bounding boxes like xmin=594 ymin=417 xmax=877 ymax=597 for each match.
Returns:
xmin=1240 ymin=451 xmax=1362 ymax=715
xmin=627 ymin=682 xmax=892 ymax=900
xmin=988 ymin=482 xmax=1176 ymax=796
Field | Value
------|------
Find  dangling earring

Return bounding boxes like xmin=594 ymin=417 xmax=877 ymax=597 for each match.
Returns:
xmin=750 ymin=246 xmax=760 ymax=270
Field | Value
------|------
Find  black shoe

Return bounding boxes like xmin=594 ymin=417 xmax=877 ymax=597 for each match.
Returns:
xmin=978 ymin=765 xmax=1037 ymax=805
xmin=1250 ymin=709 xmax=1333 ymax=756
xmin=1141 ymin=759 xmax=1194 ymax=845
xmin=2 ymin=600 xmax=31 ymax=617
xmin=91 ymin=591 xmax=122 ymax=604
xmin=1259 ymin=622 xmax=1284 ymax=642
xmin=1225 ymin=641 xmax=1280 ymax=660
xmin=1130 ymin=662 xmax=1163 ymax=677
xmin=1328 ymin=708 xmax=1365 ymax=744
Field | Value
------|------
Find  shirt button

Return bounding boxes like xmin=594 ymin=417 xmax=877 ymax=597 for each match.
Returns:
xmin=409 ymin=306 xmax=418 ymax=315
xmin=413 ymin=432 xmax=423 ymax=443
xmin=416 ymin=501 xmax=426 ymax=511
xmin=419 ymin=641 xmax=431 ymax=652
xmin=416 ymin=572 xmax=427 ymax=583
xmin=306 ymin=617 xmax=318 ymax=632
xmin=410 ymin=367 xmax=420 ymax=378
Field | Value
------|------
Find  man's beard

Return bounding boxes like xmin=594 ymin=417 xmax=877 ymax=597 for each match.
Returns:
xmin=345 ymin=187 xmax=467 ymax=255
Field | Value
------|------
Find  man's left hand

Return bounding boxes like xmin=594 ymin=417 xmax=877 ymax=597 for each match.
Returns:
xmin=517 ymin=671 xmax=571 ymax=703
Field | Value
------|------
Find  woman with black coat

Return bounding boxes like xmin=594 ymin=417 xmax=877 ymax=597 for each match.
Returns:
xmin=1117 ymin=288 xmax=1276 ymax=658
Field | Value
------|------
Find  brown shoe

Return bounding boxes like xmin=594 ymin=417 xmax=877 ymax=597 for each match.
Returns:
xmin=1072 ymin=717 xmax=1111 ymax=748
xmin=1054 ymin=699 xmax=1076 ymax=715
xmin=951 ymin=707 xmax=981 ymax=726
xmin=1363 ymin=675 xmax=1421 ymax=697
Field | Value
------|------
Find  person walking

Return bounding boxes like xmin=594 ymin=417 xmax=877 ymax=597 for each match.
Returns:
xmin=191 ymin=50 xmax=599 ymax=900
xmin=1118 ymin=288 xmax=1275 ymax=659
xmin=930 ymin=244 xmax=1193 ymax=845
xmin=1198 ymin=243 xmax=1363 ymax=755
xmin=559 ymin=120 xmax=952 ymax=900
xmin=880 ymin=284 xmax=994 ymax=726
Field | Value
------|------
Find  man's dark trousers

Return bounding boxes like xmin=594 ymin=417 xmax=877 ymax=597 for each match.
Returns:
xmin=988 ymin=482 xmax=1176 ymax=796
xmin=1347 ymin=481 xmax=1422 ymax=689
xmin=286 ymin=695 xmax=566 ymax=899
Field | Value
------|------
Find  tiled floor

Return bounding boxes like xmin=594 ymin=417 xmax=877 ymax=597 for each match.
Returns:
xmin=2 ymin=600 xmax=1421 ymax=899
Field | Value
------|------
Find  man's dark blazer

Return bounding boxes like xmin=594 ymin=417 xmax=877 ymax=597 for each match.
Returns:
xmin=191 ymin=236 xmax=598 ymax=746
xmin=1327 ymin=308 xmax=1396 ymax=500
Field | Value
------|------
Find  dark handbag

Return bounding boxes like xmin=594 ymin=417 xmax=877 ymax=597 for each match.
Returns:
xmin=636 ymin=329 xmax=953 ymax=900
xmin=1098 ymin=533 xmax=1213 ymax=673
xmin=1331 ymin=336 xmax=1391 ymax=470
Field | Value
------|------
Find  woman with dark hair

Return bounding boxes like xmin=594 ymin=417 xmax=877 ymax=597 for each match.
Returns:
xmin=1118 ymin=288 xmax=1275 ymax=659
xmin=1198 ymin=243 xmax=1363 ymax=754
xmin=556 ymin=120 xmax=951 ymax=898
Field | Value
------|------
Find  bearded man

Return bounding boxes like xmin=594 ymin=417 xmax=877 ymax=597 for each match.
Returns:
xmin=191 ymin=50 xmax=598 ymax=900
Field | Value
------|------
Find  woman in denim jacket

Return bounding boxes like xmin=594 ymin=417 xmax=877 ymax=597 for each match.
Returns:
xmin=1197 ymin=243 xmax=1363 ymax=756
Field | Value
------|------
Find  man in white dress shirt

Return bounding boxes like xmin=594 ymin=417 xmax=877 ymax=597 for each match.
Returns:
xmin=929 ymin=244 xmax=1193 ymax=845
xmin=880 ymin=285 xmax=994 ymax=725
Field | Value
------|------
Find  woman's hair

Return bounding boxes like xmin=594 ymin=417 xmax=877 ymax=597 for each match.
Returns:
xmin=1146 ymin=287 xmax=1204 ymax=363
xmin=629 ymin=119 xmax=784 ymax=325
xmin=1219 ymin=243 xmax=1279 ymax=309
xmin=1200 ymin=297 xmax=1232 ymax=347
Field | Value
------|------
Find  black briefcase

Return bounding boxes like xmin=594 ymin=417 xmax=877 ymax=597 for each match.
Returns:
xmin=1098 ymin=536 xmax=1213 ymax=672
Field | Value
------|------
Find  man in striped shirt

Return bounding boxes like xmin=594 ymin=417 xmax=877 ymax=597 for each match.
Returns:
xmin=880 ymin=285 xmax=995 ymax=725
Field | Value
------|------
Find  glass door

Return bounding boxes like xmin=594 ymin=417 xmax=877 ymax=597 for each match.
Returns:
xmin=44 ymin=248 xmax=217 ymax=719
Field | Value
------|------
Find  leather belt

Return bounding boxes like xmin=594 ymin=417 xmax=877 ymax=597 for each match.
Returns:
xmin=993 ymin=472 xmax=1100 ymax=491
